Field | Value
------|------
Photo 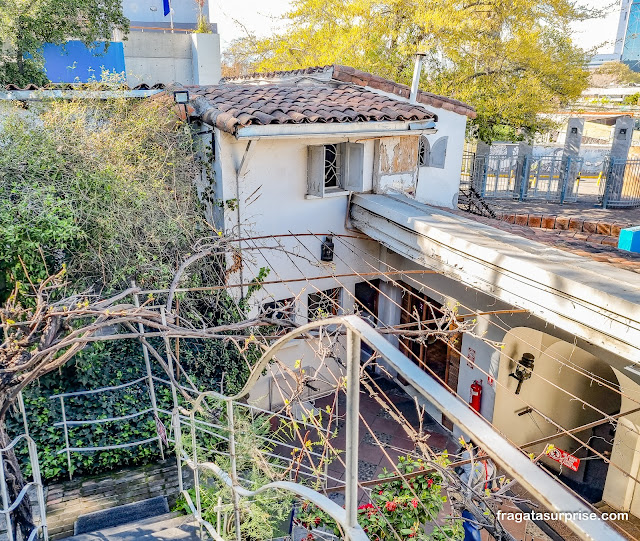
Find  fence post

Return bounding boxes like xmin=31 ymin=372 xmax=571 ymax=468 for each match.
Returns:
xmin=59 ymin=396 xmax=73 ymax=480
xmin=602 ymin=158 xmax=614 ymax=209
xmin=132 ymin=282 xmax=164 ymax=460
xmin=0 ymin=450 xmax=13 ymax=541
xmin=345 ymin=329 xmax=361 ymax=535
xmin=227 ymin=400 xmax=242 ymax=541
xmin=481 ymin=156 xmax=488 ymax=198
xmin=17 ymin=392 xmax=29 ymax=438
xmin=560 ymin=157 xmax=571 ymax=205
xmin=519 ymin=155 xmax=529 ymax=201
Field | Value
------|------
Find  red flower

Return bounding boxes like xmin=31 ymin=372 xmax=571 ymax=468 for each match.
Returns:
xmin=411 ymin=498 xmax=419 ymax=508
xmin=379 ymin=490 xmax=383 ymax=495
xmin=314 ymin=517 xmax=321 ymax=525
xmin=427 ymin=478 xmax=434 ymax=488
xmin=385 ymin=501 xmax=397 ymax=512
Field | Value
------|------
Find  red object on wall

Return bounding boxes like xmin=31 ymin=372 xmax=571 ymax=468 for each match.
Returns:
xmin=470 ymin=380 xmax=482 ymax=412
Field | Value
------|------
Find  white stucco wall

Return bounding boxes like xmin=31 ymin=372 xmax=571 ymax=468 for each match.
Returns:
xmin=415 ymin=107 xmax=468 ymax=209
xmin=213 ymin=132 xmax=381 ymax=406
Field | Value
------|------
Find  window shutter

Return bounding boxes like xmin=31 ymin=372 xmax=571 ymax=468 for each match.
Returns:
xmin=307 ymin=145 xmax=325 ymax=197
xmin=430 ymin=136 xmax=448 ymax=169
xmin=342 ymin=142 xmax=364 ymax=191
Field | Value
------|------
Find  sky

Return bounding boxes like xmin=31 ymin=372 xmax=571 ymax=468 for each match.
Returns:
xmin=212 ymin=0 xmax=622 ymax=54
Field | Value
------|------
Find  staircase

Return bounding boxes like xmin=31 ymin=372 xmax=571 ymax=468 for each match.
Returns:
xmin=64 ymin=498 xmax=199 ymax=541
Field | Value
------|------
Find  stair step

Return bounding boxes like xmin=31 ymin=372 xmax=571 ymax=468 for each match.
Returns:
xmin=74 ymin=496 xmax=170 ymax=535
xmin=67 ymin=513 xmax=198 ymax=541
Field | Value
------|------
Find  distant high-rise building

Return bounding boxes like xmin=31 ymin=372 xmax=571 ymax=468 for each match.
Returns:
xmin=615 ymin=0 xmax=640 ymax=71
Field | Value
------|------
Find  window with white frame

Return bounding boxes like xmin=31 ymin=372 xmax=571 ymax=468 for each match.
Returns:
xmin=307 ymin=143 xmax=364 ymax=197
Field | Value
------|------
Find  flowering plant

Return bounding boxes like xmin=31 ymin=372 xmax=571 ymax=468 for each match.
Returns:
xmin=295 ymin=455 xmax=462 ymax=540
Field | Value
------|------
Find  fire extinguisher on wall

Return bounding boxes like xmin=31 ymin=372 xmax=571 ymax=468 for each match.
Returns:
xmin=470 ymin=380 xmax=482 ymax=413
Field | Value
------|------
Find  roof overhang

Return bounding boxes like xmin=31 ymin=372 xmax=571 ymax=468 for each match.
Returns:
xmin=233 ymin=120 xmax=437 ymax=139
xmin=350 ymin=193 xmax=640 ymax=365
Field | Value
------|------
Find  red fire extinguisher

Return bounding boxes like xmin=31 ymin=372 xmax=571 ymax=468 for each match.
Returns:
xmin=470 ymin=380 xmax=482 ymax=412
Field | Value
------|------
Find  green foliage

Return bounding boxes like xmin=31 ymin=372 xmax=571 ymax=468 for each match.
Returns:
xmin=226 ymin=0 xmax=599 ymax=141
xmin=0 ymin=0 xmax=129 ymax=86
xmin=175 ymin=408 xmax=294 ymax=541
xmin=6 ymin=339 xmax=173 ymax=481
xmin=0 ymin=94 xmax=204 ymax=303
xmin=297 ymin=455 xmax=462 ymax=540
xmin=590 ymin=61 xmax=640 ymax=88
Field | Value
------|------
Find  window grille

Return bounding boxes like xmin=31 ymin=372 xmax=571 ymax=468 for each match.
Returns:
xmin=324 ymin=144 xmax=340 ymax=188
xmin=308 ymin=288 xmax=342 ymax=321
xmin=418 ymin=136 xmax=430 ymax=167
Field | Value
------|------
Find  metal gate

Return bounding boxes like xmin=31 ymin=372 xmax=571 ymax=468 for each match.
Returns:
xmin=601 ymin=157 xmax=640 ymax=208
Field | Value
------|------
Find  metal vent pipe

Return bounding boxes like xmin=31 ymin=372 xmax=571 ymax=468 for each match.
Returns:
xmin=409 ymin=52 xmax=426 ymax=104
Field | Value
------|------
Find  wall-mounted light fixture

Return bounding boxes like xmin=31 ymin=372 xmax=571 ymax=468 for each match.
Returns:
xmin=618 ymin=127 xmax=628 ymax=140
xmin=173 ymin=90 xmax=190 ymax=122
xmin=570 ymin=126 xmax=578 ymax=135
xmin=321 ymin=236 xmax=334 ymax=262
xmin=509 ymin=353 xmax=535 ymax=394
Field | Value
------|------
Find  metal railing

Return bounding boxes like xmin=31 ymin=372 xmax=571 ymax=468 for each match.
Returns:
xmin=465 ymin=154 xmax=585 ymax=203
xmin=172 ymin=315 xmax=624 ymax=541
xmin=601 ymin=157 xmax=640 ymax=208
xmin=0 ymin=435 xmax=47 ymax=541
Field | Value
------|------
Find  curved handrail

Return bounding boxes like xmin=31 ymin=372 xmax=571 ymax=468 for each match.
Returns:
xmin=0 ymin=481 xmax=37 ymax=514
xmin=0 ymin=433 xmax=37 ymax=453
xmin=181 ymin=456 xmax=368 ymax=541
xmin=178 ymin=315 xmax=624 ymax=541
xmin=179 ymin=489 xmax=224 ymax=541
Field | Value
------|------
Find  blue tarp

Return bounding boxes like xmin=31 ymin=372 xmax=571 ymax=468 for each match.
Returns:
xmin=41 ymin=41 xmax=126 ymax=83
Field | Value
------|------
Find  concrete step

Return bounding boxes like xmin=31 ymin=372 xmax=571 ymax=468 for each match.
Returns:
xmin=74 ymin=496 xmax=170 ymax=535
xmin=66 ymin=513 xmax=198 ymax=541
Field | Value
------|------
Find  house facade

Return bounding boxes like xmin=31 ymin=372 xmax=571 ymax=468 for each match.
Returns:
xmin=183 ymin=65 xmax=640 ymax=519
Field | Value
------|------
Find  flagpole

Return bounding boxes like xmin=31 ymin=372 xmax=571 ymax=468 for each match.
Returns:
xmin=169 ymin=0 xmax=174 ymax=32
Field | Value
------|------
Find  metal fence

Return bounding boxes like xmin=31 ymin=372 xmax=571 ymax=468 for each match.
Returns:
xmin=463 ymin=153 xmax=585 ymax=204
xmin=601 ymin=157 xmax=640 ymax=208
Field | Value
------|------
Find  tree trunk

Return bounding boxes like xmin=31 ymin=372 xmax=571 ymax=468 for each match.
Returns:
xmin=0 ymin=421 xmax=35 ymax=539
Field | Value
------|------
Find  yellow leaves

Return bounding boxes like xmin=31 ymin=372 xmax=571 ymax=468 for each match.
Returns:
xmin=5 ymin=319 xmax=15 ymax=325
xmin=294 ymin=359 xmax=301 ymax=369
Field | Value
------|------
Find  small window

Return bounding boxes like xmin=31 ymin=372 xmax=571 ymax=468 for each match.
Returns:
xmin=430 ymin=136 xmax=448 ymax=169
xmin=308 ymin=288 xmax=341 ymax=321
xmin=324 ymin=144 xmax=341 ymax=188
xmin=307 ymin=143 xmax=364 ymax=197
xmin=418 ymin=136 xmax=430 ymax=167
xmin=261 ymin=297 xmax=295 ymax=322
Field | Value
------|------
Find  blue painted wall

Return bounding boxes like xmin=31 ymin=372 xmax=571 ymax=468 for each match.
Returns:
xmin=42 ymin=41 xmax=126 ymax=83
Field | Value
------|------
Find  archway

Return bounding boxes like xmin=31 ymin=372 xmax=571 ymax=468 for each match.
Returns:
xmin=492 ymin=328 xmax=621 ymax=504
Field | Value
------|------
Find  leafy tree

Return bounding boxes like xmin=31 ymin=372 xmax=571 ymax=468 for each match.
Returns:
xmin=0 ymin=0 xmax=129 ymax=86
xmin=228 ymin=0 xmax=601 ymax=141
xmin=590 ymin=61 xmax=640 ymax=88
xmin=0 ymin=93 xmax=203 ymax=303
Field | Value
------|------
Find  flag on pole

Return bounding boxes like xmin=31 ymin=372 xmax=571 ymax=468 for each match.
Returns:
xmin=163 ymin=0 xmax=171 ymax=17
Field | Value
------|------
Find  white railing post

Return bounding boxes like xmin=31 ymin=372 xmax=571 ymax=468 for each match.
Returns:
xmin=172 ymin=409 xmax=184 ymax=494
xmin=226 ymin=400 xmax=242 ymax=541
xmin=0 ymin=450 xmax=13 ymax=541
xmin=59 ymin=396 xmax=73 ymax=480
xmin=160 ymin=308 xmax=180 ymax=415
xmin=27 ymin=437 xmax=48 ymax=541
xmin=190 ymin=412 xmax=201 ymax=520
xmin=345 ymin=329 xmax=361 ymax=535
xmin=132 ymin=282 xmax=164 ymax=460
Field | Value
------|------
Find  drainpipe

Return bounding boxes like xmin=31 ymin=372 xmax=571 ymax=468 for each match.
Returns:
xmin=409 ymin=53 xmax=426 ymax=104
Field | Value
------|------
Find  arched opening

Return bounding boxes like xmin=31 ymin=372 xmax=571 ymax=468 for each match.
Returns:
xmin=492 ymin=328 xmax=621 ymax=504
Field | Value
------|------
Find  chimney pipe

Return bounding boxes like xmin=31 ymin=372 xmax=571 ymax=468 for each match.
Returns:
xmin=410 ymin=53 xmax=426 ymax=104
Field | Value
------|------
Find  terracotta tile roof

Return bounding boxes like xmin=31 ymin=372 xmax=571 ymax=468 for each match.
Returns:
xmin=221 ymin=64 xmax=476 ymax=119
xmin=190 ymin=83 xmax=437 ymax=135
xmin=451 ymin=209 xmax=640 ymax=274
xmin=3 ymin=83 xmax=166 ymax=91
